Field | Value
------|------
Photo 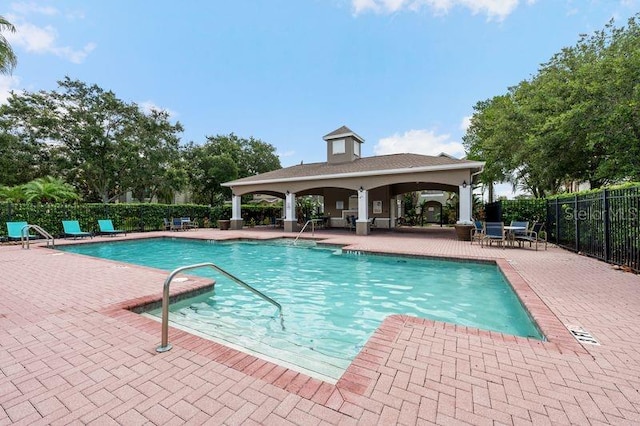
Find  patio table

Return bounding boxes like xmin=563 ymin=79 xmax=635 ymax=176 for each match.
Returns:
xmin=504 ymin=225 xmax=526 ymax=247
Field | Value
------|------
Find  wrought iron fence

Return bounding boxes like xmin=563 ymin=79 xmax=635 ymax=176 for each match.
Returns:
xmin=547 ymin=187 xmax=640 ymax=272
xmin=486 ymin=188 xmax=639 ymax=272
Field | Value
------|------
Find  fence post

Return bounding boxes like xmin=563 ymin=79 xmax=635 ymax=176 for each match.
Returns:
xmin=574 ymin=194 xmax=580 ymax=253
xmin=603 ymin=189 xmax=610 ymax=263
xmin=554 ymin=199 xmax=560 ymax=245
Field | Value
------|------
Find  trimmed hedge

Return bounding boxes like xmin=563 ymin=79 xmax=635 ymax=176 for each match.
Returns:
xmin=0 ymin=202 xmax=283 ymax=237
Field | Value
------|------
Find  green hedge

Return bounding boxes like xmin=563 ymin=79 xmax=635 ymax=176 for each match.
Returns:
xmin=0 ymin=202 xmax=283 ymax=237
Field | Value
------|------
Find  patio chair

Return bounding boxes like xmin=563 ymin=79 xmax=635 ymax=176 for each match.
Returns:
xmin=509 ymin=221 xmax=529 ymax=247
xmin=181 ymin=217 xmax=197 ymax=229
xmin=97 ymin=219 xmax=126 ymax=237
xmin=516 ymin=222 xmax=547 ymax=251
xmin=6 ymin=221 xmax=37 ymax=241
xmin=481 ymin=222 xmax=506 ymax=248
xmin=163 ymin=218 xmax=172 ymax=230
xmin=470 ymin=220 xmax=484 ymax=245
xmin=171 ymin=217 xmax=184 ymax=231
xmin=348 ymin=215 xmax=357 ymax=231
xmin=62 ymin=220 xmax=92 ymax=239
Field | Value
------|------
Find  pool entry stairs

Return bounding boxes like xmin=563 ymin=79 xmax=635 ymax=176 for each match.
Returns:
xmin=156 ymin=262 xmax=282 ymax=353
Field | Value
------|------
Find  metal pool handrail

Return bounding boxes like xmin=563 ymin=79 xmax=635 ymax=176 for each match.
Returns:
xmin=156 ymin=262 xmax=282 ymax=353
xmin=21 ymin=224 xmax=55 ymax=249
xmin=294 ymin=219 xmax=318 ymax=243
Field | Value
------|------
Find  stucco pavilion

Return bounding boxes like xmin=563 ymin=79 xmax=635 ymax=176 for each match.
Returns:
xmin=223 ymin=126 xmax=484 ymax=235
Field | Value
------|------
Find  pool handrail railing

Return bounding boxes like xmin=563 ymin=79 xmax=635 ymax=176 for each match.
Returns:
xmin=156 ymin=262 xmax=282 ymax=353
xmin=294 ymin=219 xmax=319 ymax=243
xmin=19 ymin=223 xmax=55 ymax=249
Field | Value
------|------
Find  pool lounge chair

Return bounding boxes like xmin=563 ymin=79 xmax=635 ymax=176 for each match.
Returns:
xmin=97 ymin=219 xmax=126 ymax=237
xmin=62 ymin=220 xmax=92 ymax=239
xmin=6 ymin=221 xmax=37 ymax=241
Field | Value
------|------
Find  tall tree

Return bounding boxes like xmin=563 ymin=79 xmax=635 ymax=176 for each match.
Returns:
xmin=123 ymin=109 xmax=184 ymax=202
xmin=0 ymin=16 xmax=17 ymax=75
xmin=1 ymin=77 xmax=185 ymax=202
xmin=184 ymin=134 xmax=281 ymax=204
xmin=464 ymin=13 xmax=640 ymax=195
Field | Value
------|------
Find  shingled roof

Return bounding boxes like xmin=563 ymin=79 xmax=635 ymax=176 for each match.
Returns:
xmin=224 ymin=153 xmax=482 ymax=186
xmin=322 ymin=125 xmax=364 ymax=143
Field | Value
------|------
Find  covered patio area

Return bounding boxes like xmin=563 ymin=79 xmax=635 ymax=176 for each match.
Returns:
xmin=223 ymin=126 xmax=484 ymax=235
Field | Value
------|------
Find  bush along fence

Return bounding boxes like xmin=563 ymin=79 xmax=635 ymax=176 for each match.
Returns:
xmin=487 ymin=185 xmax=640 ymax=273
xmin=0 ymin=202 xmax=284 ymax=238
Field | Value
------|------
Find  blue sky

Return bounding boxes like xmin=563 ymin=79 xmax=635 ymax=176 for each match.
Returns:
xmin=2 ymin=1 xmax=639 ymax=196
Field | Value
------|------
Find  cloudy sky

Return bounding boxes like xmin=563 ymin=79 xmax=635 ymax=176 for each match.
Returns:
xmin=2 ymin=1 xmax=638 ymax=196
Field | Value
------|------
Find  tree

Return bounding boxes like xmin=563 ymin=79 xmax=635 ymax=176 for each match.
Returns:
xmin=464 ymin=13 xmax=640 ymax=196
xmin=184 ymin=134 xmax=281 ymax=204
xmin=22 ymin=176 xmax=79 ymax=203
xmin=122 ymin=109 xmax=184 ymax=202
xmin=0 ymin=185 xmax=25 ymax=202
xmin=0 ymin=77 xmax=185 ymax=202
xmin=0 ymin=16 xmax=17 ymax=75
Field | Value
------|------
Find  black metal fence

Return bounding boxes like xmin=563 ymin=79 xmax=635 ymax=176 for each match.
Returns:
xmin=547 ymin=187 xmax=640 ymax=271
xmin=487 ymin=187 xmax=640 ymax=272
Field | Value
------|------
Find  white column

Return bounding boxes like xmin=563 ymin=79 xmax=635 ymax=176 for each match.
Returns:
xmin=458 ymin=184 xmax=472 ymax=223
xmin=357 ymin=188 xmax=368 ymax=222
xmin=231 ymin=194 xmax=242 ymax=220
xmin=355 ymin=188 xmax=369 ymax=235
xmin=285 ymin=192 xmax=296 ymax=221
xmin=389 ymin=197 xmax=396 ymax=228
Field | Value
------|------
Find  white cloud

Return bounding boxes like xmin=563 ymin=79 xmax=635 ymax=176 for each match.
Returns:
xmin=373 ymin=128 xmax=464 ymax=158
xmin=6 ymin=19 xmax=96 ymax=64
xmin=4 ymin=10 xmax=95 ymax=64
xmin=460 ymin=115 xmax=472 ymax=132
xmin=0 ymin=75 xmax=22 ymax=104
xmin=10 ymin=2 xmax=59 ymax=16
xmin=139 ymin=101 xmax=178 ymax=119
xmin=352 ymin=0 xmax=530 ymax=21
xmin=278 ymin=150 xmax=295 ymax=158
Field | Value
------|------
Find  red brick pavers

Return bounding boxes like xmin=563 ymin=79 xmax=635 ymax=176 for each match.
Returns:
xmin=1 ymin=227 xmax=640 ymax=424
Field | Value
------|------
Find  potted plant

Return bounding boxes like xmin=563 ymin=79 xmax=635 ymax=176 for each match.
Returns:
xmin=454 ymin=220 xmax=474 ymax=241
xmin=217 ymin=218 xmax=231 ymax=230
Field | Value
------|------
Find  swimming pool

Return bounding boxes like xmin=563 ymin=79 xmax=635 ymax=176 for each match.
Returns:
xmin=58 ymin=238 xmax=543 ymax=381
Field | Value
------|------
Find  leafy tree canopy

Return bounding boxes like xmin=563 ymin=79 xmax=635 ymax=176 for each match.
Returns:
xmin=184 ymin=134 xmax=281 ymax=205
xmin=464 ymin=13 xmax=640 ymax=197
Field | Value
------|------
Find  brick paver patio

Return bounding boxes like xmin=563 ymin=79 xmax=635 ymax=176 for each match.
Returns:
xmin=1 ymin=227 xmax=639 ymax=425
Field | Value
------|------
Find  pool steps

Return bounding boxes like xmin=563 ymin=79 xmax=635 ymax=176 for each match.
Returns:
xmin=156 ymin=262 xmax=282 ymax=353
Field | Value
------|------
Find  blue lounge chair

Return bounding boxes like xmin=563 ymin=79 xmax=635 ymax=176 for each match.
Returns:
xmin=98 ymin=219 xmax=126 ymax=236
xmin=62 ymin=220 xmax=92 ymax=239
xmin=6 ymin=221 xmax=37 ymax=241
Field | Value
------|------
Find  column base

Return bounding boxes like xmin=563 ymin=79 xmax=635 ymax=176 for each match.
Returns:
xmin=356 ymin=221 xmax=369 ymax=236
xmin=230 ymin=219 xmax=243 ymax=230
xmin=284 ymin=220 xmax=298 ymax=233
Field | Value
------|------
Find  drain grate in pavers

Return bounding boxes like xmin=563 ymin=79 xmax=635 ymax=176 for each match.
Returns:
xmin=567 ymin=325 xmax=600 ymax=345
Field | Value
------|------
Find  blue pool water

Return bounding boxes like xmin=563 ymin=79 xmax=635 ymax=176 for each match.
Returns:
xmin=58 ymin=238 xmax=542 ymax=381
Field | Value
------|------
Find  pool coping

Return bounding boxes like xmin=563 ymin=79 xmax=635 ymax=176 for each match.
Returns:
xmin=74 ymin=233 xmax=588 ymax=402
